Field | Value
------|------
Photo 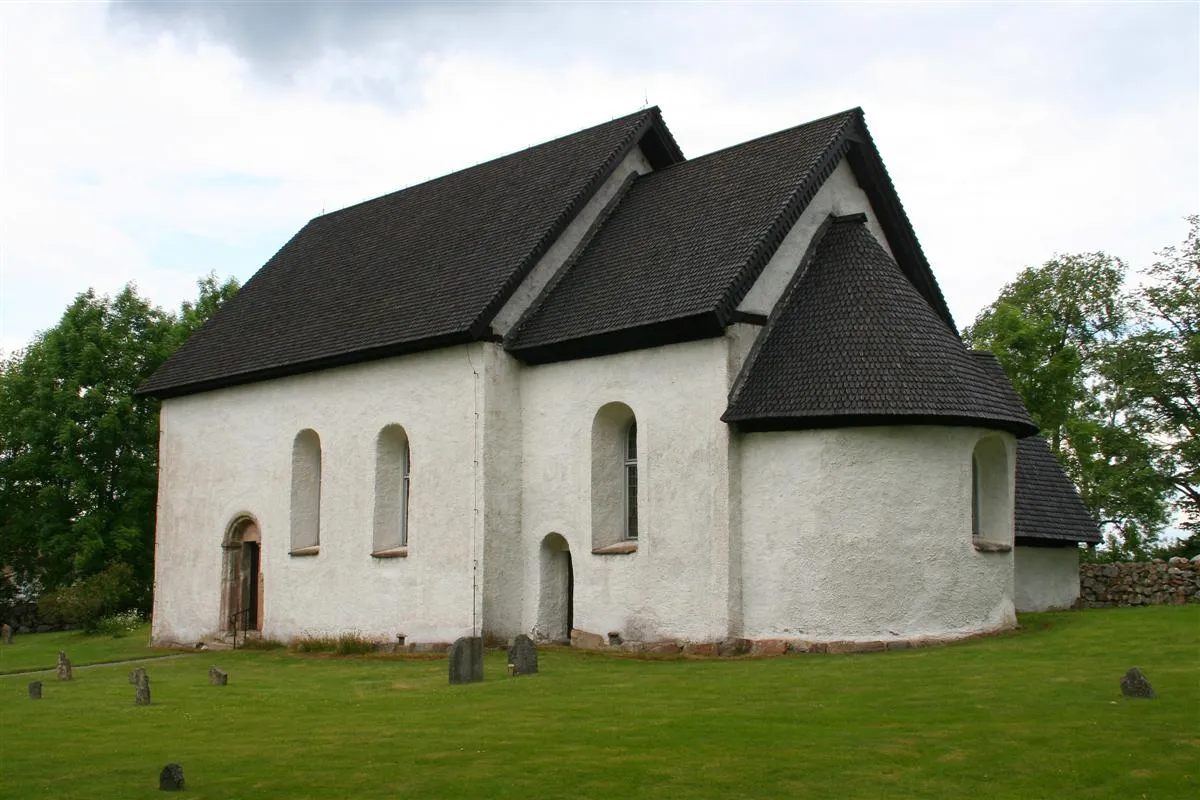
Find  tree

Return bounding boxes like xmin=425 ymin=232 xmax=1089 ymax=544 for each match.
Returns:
xmin=1103 ymin=216 xmax=1199 ymax=535
xmin=963 ymin=253 xmax=1172 ymax=559
xmin=0 ymin=275 xmax=238 ymax=610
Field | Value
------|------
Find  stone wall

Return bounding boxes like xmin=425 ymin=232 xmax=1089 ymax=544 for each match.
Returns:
xmin=1079 ymin=557 xmax=1200 ymax=607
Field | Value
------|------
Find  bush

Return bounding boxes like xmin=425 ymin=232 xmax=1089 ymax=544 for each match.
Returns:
xmin=38 ymin=563 xmax=135 ymax=633
xmin=93 ymin=610 xmax=143 ymax=638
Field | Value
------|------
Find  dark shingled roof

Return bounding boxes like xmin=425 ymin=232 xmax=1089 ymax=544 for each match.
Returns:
xmin=1016 ymin=435 xmax=1102 ymax=544
xmin=723 ymin=216 xmax=1038 ymax=436
xmin=507 ymin=110 xmax=856 ymax=358
xmin=140 ymin=108 xmax=682 ymax=398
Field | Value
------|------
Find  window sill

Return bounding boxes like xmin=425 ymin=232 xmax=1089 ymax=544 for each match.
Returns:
xmin=288 ymin=546 xmax=320 ymax=557
xmin=592 ymin=541 xmax=638 ymax=556
xmin=371 ymin=547 xmax=409 ymax=559
xmin=972 ymin=539 xmax=1012 ymax=553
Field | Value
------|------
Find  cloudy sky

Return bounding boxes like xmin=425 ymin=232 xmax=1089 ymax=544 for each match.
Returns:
xmin=1 ymin=1 xmax=1196 ymax=356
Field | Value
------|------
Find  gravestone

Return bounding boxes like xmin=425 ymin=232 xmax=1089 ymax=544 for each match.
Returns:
xmin=56 ymin=651 xmax=72 ymax=681
xmin=28 ymin=681 xmax=42 ymax=699
xmin=209 ymin=666 xmax=228 ymax=686
xmin=1 ymin=623 xmax=12 ymax=644
xmin=448 ymin=636 xmax=483 ymax=685
xmin=131 ymin=669 xmax=152 ymax=705
xmin=507 ymin=634 xmax=538 ymax=676
xmin=159 ymin=763 xmax=185 ymax=791
xmin=1120 ymin=667 xmax=1155 ymax=699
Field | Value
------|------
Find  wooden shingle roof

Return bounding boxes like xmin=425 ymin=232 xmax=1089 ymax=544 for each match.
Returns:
xmin=1015 ymin=435 xmax=1102 ymax=544
xmin=140 ymin=108 xmax=682 ymax=398
xmin=723 ymin=216 xmax=1038 ymax=436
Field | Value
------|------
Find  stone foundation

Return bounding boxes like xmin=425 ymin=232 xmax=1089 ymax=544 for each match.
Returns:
xmin=1079 ymin=557 xmax=1200 ymax=607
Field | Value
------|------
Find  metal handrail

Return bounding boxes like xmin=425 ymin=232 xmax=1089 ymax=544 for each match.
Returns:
xmin=228 ymin=607 xmax=252 ymax=649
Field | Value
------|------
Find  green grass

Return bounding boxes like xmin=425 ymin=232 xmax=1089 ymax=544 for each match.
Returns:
xmin=0 ymin=625 xmax=165 ymax=674
xmin=0 ymin=606 xmax=1196 ymax=799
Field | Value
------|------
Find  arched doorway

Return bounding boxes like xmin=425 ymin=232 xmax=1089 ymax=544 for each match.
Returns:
xmin=221 ymin=516 xmax=264 ymax=635
xmin=537 ymin=533 xmax=573 ymax=643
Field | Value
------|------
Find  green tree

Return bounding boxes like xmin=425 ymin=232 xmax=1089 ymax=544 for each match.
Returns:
xmin=963 ymin=253 xmax=1172 ymax=560
xmin=0 ymin=275 xmax=238 ymax=609
xmin=1103 ymin=216 xmax=1199 ymax=536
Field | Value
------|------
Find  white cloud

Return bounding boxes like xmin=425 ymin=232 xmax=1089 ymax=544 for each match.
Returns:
xmin=1 ymin=1 xmax=1196 ymax=356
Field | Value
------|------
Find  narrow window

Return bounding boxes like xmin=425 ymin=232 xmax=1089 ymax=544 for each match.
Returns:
xmin=400 ymin=440 xmax=411 ymax=547
xmin=971 ymin=435 xmax=1012 ymax=545
xmin=971 ymin=455 xmax=981 ymax=537
xmin=591 ymin=402 xmax=639 ymax=552
xmin=290 ymin=429 xmax=321 ymax=555
xmin=373 ymin=425 xmax=410 ymax=557
xmin=624 ymin=421 xmax=638 ymax=540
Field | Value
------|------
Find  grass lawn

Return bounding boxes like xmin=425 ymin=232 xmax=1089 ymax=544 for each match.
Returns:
xmin=0 ymin=625 xmax=165 ymax=674
xmin=0 ymin=606 xmax=1196 ymax=799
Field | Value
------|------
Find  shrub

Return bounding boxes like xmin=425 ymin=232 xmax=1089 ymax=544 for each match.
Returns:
xmin=94 ymin=610 xmax=143 ymax=638
xmin=38 ymin=563 xmax=135 ymax=633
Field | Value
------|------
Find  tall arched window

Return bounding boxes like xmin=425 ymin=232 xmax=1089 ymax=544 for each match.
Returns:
xmin=290 ymin=429 xmax=322 ymax=555
xmin=971 ymin=435 xmax=1012 ymax=545
xmin=592 ymin=403 xmax=639 ymax=553
xmin=372 ymin=425 xmax=410 ymax=557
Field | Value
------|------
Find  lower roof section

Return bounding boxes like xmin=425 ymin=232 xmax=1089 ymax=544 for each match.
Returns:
xmin=723 ymin=216 xmax=1037 ymax=437
xmin=1015 ymin=436 xmax=1102 ymax=544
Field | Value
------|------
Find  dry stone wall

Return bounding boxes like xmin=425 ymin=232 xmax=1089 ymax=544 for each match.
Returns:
xmin=1079 ymin=557 xmax=1200 ymax=607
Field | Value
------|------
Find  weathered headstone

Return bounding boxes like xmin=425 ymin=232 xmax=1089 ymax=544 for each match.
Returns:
xmin=56 ymin=651 xmax=72 ymax=681
xmin=159 ymin=763 xmax=185 ymax=791
xmin=209 ymin=665 xmax=228 ymax=686
xmin=1120 ymin=667 xmax=1156 ymax=698
xmin=448 ymin=636 xmax=483 ymax=684
xmin=28 ymin=681 xmax=42 ymax=699
xmin=507 ymin=634 xmax=538 ymax=676
xmin=1 ymin=623 xmax=12 ymax=644
xmin=131 ymin=668 xmax=152 ymax=705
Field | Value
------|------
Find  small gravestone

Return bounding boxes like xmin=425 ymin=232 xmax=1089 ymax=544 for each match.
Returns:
xmin=28 ymin=681 xmax=42 ymax=699
xmin=507 ymin=634 xmax=538 ymax=676
xmin=56 ymin=651 xmax=72 ymax=681
xmin=1 ymin=623 xmax=12 ymax=644
xmin=159 ymin=763 xmax=185 ymax=791
xmin=209 ymin=666 xmax=228 ymax=686
xmin=448 ymin=636 xmax=483 ymax=684
xmin=1120 ymin=667 xmax=1155 ymax=698
xmin=131 ymin=668 xmax=151 ymax=705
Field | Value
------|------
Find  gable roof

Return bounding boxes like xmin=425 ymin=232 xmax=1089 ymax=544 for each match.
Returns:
xmin=1015 ymin=435 xmax=1102 ymax=544
xmin=140 ymin=108 xmax=684 ymax=398
xmin=506 ymin=108 xmax=956 ymax=363
xmin=722 ymin=216 xmax=1037 ymax=436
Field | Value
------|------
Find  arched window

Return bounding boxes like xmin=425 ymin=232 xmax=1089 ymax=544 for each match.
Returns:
xmin=372 ymin=425 xmax=410 ymax=557
xmin=290 ymin=429 xmax=321 ymax=555
xmin=971 ymin=435 xmax=1012 ymax=545
xmin=591 ymin=403 xmax=639 ymax=553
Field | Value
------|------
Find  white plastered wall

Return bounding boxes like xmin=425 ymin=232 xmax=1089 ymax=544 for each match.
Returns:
xmin=517 ymin=337 xmax=736 ymax=643
xmin=738 ymin=159 xmax=893 ymax=317
xmin=151 ymin=346 xmax=483 ymax=645
xmin=739 ymin=425 xmax=1017 ymax=641
xmin=1014 ymin=545 xmax=1081 ymax=611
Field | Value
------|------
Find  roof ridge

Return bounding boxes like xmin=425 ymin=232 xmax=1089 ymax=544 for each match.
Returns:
xmin=313 ymin=108 xmax=658 ymax=224
xmin=654 ymin=107 xmax=860 ymax=174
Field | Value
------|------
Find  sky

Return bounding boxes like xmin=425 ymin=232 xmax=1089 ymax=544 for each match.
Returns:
xmin=0 ymin=1 xmax=1197 ymax=358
